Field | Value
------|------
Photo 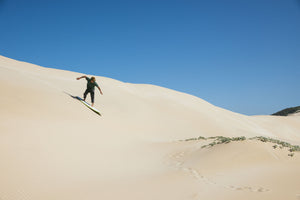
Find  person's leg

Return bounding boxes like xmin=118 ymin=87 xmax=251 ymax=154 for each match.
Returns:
xmin=83 ymin=89 xmax=89 ymax=101
xmin=91 ymin=91 xmax=95 ymax=107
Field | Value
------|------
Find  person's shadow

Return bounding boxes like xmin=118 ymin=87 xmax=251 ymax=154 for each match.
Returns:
xmin=64 ymin=92 xmax=101 ymax=116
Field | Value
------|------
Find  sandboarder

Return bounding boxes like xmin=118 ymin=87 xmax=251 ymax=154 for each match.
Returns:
xmin=76 ymin=76 xmax=103 ymax=107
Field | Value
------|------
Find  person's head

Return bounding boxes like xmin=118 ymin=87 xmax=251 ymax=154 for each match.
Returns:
xmin=91 ymin=77 xmax=96 ymax=83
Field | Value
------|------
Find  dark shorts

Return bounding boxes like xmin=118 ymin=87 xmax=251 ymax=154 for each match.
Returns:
xmin=83 ymin=89 xmax=95 ymax=103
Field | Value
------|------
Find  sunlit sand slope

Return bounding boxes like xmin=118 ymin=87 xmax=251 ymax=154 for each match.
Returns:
xmin=0 ymin=55 xmax=299 ymax=200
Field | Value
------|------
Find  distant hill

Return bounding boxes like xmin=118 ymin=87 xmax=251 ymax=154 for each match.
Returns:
xmin=272 ymin=106 xmax=300 ymax=116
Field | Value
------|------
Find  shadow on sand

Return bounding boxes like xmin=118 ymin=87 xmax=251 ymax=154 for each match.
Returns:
xmin=64 ymin=92 xmax=101 ymax=116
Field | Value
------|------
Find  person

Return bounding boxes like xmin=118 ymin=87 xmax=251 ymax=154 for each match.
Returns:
xmin=76 ymin=76 xmax=103 ymax=107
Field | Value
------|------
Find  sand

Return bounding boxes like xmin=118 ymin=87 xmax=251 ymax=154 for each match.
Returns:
xmin=0 ymin=55 xmax=300 ymax=200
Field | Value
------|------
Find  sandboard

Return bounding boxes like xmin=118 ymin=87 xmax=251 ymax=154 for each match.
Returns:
xmin=75 ymin=96 xmax=102 ymax=116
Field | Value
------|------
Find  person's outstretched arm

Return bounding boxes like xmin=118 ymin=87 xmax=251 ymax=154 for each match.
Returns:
xmin=97 ymin=86 xmax=103 ymax=95
xmin=76 ymin=75 xmax=87 ymax=80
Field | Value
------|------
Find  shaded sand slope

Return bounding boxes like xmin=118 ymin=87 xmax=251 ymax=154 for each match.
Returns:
xmin=1 ymin=55 xmax=300 ymax=200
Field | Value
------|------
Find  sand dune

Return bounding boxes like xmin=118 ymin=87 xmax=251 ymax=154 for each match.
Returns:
xmin=0 ymin=55 xmax=300 ymax=200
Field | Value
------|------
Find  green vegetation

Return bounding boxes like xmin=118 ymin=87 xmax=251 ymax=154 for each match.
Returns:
xmin=182 ymin=135 xmax=300 ymax=157
xmin=272 ymin=106 xmax=300 ymax=116
xmin=184 ymin=136 xmax=246 ymax=143
xmin=249 ymin=136 xmax=300 ymax=153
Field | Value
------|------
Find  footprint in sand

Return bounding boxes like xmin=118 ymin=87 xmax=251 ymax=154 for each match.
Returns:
xmin=182 ymin=167 xmax=216 ymax=185
xmin=168 ymin=151 xmax=271 ymax=194
xmin=228 ymin=185 xmax=269 ymax=193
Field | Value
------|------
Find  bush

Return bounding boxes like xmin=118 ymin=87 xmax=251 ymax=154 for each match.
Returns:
xmin=272 ymin=106 xmax=300 ymax=116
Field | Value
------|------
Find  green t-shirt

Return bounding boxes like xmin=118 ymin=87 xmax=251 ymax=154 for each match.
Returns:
xmin=86 ymin=77 xmax=99 ymax=91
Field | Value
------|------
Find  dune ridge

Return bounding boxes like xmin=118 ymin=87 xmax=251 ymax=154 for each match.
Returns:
xmin=0 ymin=55 xmax=300 ymax=200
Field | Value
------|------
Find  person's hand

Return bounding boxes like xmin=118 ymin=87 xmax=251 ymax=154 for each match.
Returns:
xmin=76 ymin=77 xmax=80 ymax=80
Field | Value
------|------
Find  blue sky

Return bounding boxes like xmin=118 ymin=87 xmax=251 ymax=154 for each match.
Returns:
xmin=0 ymin=0 xmax=299 ymax=115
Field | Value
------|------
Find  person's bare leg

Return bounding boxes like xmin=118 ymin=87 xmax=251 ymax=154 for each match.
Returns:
xmin=91 ymin=103 xmax=94 ymax=107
